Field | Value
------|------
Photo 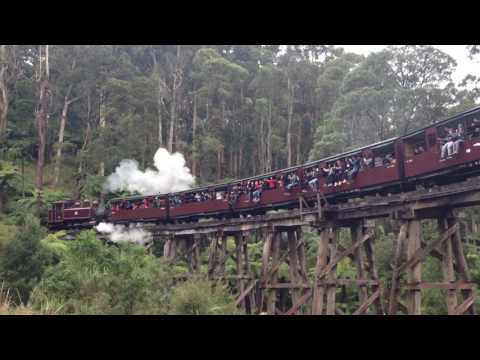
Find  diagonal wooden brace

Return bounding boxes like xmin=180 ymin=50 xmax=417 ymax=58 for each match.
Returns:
xmin=395 ymin=223 xmax=458 ymax=275
xmin=235 ymin=280 xmax=258 ymax=307
xmin=316 ymin=233 xmax=371 ymax=280
xmin=454 ymin=295 xmax=476 ymax=315
xmin=353 ymin=288 xmax=382 ymax=315
xmin=285 ymin=290 xmax=313 ymax=315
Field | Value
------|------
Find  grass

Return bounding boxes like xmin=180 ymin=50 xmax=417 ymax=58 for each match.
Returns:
xmin=0 ymin=283 xmax=63 ymax=315
xmin=0 ymin=283 xmax=36 ymax=315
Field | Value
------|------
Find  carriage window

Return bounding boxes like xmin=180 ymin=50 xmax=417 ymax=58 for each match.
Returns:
xmin=437 ymin=118 xmax=465 ymax=139
xmin=466 ymin=117 xmax=480 ymax=139
xmin=404 ymin=132 xmax=426 ymax=157
xmin=371 ymin=143 xmax=395 ymax=167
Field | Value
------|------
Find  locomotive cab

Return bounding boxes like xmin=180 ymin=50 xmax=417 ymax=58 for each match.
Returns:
xmin=48 ymin=202 xmax=65 ymax=224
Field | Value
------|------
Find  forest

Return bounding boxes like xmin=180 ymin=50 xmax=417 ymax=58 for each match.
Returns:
xmin=1 ymin=45 xmax=480 ymax=315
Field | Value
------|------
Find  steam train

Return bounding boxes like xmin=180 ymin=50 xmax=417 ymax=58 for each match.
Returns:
xmin=47 ymin=106 xmax=480 ymax=230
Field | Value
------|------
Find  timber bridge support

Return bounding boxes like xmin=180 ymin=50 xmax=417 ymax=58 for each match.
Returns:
xmin=147 ymin=177 xmax=480 ymax=315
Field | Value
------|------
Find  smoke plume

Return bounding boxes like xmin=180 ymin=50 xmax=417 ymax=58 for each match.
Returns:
xmin=104 ymin=148 xmax=195 ymax=196
xmin=96 ymin=222 xmax=152 ymax=245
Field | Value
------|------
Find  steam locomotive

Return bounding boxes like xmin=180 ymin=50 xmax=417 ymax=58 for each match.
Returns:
xmin=47 ymin=106 xmax=480 ymax=230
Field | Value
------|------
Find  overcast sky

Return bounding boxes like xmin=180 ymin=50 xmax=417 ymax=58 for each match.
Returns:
xmin=339 ymin=45 xmax=479 ymax=85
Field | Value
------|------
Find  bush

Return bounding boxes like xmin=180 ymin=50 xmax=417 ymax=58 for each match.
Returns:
xmin=0 ymin=214 xmax=54 ymax=305
xmin=32 ymin=230 xmax=174 ymax=314
xmin=168 ymin=276 xmax=241 ymax=315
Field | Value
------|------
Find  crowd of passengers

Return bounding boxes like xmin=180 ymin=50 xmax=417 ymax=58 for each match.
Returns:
xmin=109 ymin=117 xmax=480 ymax=213
xmin=110 ymin=152 xmax=397 ymax=212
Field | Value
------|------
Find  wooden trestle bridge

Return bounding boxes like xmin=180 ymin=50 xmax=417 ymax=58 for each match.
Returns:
xmin=138 ymin=178 xmax=480 ymax=315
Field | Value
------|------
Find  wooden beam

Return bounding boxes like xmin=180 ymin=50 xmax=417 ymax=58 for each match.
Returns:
xmin=235 ymin=280 xmax=258 ymax=307
xmin=439 ymin=217 xmax=458 ymax=314
xmin=207 ymin=234 xmax=218 ymax=280
xmin=261 ymin=230 xmax=273 ymax=281
xmin=316 ymin=192 xmax=323 ymax=220
xmin=353 ymin=288 xmax=381 ymax=315
xmin=448 ymin=214 xmax=477 ymax=315
xmin=395 ymin=223 xmax=458 ymax=275
xmin=404 ymin=282 xmax=475 ymax=290
xmin=285 ymin=290 xmax=313 ymax=315
xmin=454 ymin=295 xmax=475 ymax=315
xmin=326 ymin=229 xmax=338 ymax=315
xmin=312 ymin=228 xmax=329 ymax=315
xmin=351 ymin=223 xmax=369 ymax=305
xmin=407 ymin=220 xmax=422 ymax=315
xmin=235 ymin=233 xmax=246 ymax=311
xmin=267 ymin=232 xmax=281 ymax=315
xmin=363 ymin=229 xmax=384 ymax=314
xmin=264 ymin=279 xmax=381 ymax=289
xmin=317 ymin=232 xmax=371 ymax=280
xmin=288 ymin=230 xmax=301 ymax=309
xmin=296 ymin=228 xmax=310 ymax=284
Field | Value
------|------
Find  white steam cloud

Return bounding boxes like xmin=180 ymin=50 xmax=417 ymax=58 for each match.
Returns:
xmin=96 ymin=222 xmax=152 ymax=245
xmin=104 ymin=148 xmax=195 ymax=196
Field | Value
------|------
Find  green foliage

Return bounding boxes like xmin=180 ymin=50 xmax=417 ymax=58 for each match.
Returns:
xmin=31 ymin=230 xmax=174 ymax=314
xmin=83 ymin=175 xmax=106 ymax=199
xmin=40 ymin=231 xmax=69 ymax=257
xmin=0 ymin=214 xmax=53 ymax=304
xmin=0 ymin=222 xmax=16 ymax=259
xmin=168 ymin=276 xmax=241 ymax=315
xmin=12 ymin=188 xmax=68 ymax=221
xmin=0 ymin=160 xmax=19 ymax=213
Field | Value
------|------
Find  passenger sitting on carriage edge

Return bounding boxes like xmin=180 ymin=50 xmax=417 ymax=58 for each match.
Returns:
xmin=347 ymin=155 xmax=361 ymax=180
xmin=334 ymin=160 xmax=346 ymax=186
xmin=326 ymin=164 xmax=335 ymax=187
xmin=441 ymin=127 xmax=455 ymax=159
xmin=453 ymin=123 xmax=465 ymax=155
xmin=265 ymin=177 xmax=276 ymax=189
xmin=306 ymin=170 xmax=319 ymax=191
xmin=383 ymin=153 xmax=394 ymax=166
xmin=363 ymin=155 xmax=374 ymax=168
xmin=286 ymin=173 xmax=300 ymax=191
xmin=252 ymin=180 xmax=263 ymax=202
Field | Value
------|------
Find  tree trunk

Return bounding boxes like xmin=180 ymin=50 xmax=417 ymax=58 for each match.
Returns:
xmin=151 ymin=48 xmax=164 ymax=147
xmin=259 ymin=105 xmax=265 ymax=172
xmin=78 ymin=93 xmax=91 ymax=176
xmin=158 ymin=75 xmax=164 ymax=147
xmin=192 ymin=92 xmax=198 ymax=177
xmin=238 ymin=147 xmax=243 ymax=178
xmin=0 ymin=45 xmax=8 ymax=139
xmin=168 ymin=45 xmax=182 ymax=153
xmin=287 ymin=76 xmax=294 ymax=167
xmin=234 ymin=150 xmax=238 ymax=178
xmin=168 ymin=80 xmax=176 ymax=153
xmin=99 ymin=89 xmax=106 ymax=176
xmin=266 ymin=99 xmax=272 ymax=172
xmin=35 ymin=45 xmax=49 ymax=190
xmin=35 ymin=80 xmax=48 ymax=190
xmin=296 ymin=116 xmax=302 ymax=165
xmin=217 ymin=148 xmax=223 ymax=181
xmin=53 ymin=85 xmax=73 ymax=186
